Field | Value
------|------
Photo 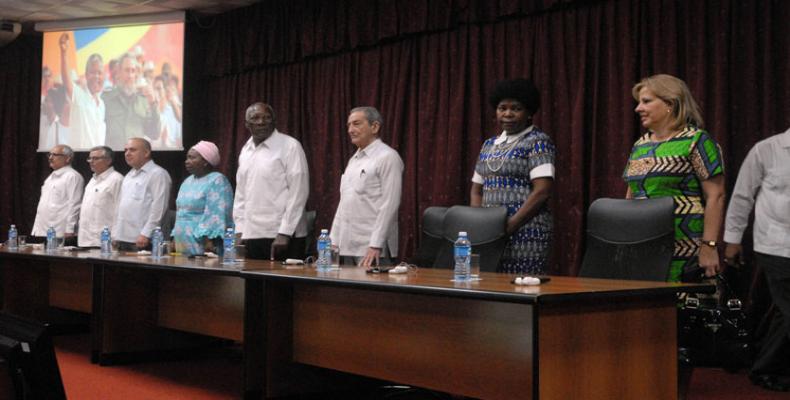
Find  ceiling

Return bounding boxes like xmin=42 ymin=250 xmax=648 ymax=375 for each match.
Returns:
xmin=0 ymin=0 xmax=260 ymax=23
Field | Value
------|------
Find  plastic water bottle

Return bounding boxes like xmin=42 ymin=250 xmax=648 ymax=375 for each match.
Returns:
xmin=454 ymin=231 xmax=472 ymax=281
xmin=100 ymin=226 xmax=112 ymax=256
xmin=316 ymin=229 xmax=331 ymax=269
xmin=151 ymin=227 xmax=163 ymax=260
xmin=7 ymin=224 xmax=18 ymax=251
xmin=46 ymin=226 xmax=56 ymax=253
xmin=222 ymin=227 xmax=236 ymax=265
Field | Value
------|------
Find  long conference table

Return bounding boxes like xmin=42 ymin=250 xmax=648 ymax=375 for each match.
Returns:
xmin=0 ymin=246 xmax=712 ymax=399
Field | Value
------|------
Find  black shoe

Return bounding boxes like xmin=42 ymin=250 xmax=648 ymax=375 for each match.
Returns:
xmin=750 ymin=374 xmax=790 ymax=392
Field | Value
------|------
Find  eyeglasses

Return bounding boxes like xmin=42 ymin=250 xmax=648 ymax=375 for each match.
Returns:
xmin=47 ymin=153 xmax=67 ymax=158
xmin=86 ymin=157 xmax=107 ymax=162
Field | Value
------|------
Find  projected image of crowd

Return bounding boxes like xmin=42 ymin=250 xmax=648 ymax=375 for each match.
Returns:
xmin=39 ymin=34 xmax=182 ymax=151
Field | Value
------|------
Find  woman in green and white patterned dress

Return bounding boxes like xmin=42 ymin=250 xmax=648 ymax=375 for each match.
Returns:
xmin=623 ymin=74 xmax=726 ymax=282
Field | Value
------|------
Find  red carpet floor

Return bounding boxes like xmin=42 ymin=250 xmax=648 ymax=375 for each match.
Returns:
xmin=54 ymin=335 xmax=240 ymax=399
xmin=688 ymin=368 xmax=789 ymax=400
xmin=53 ymin=335 xmax=786 ymax=399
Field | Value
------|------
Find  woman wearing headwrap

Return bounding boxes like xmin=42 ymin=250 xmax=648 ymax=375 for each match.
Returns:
xmin=172 ymin=141 xmax=234 ymax=256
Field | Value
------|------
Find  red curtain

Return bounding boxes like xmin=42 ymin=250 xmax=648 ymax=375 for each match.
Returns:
xmin=1 ymin=0 xmax=788 ymax=277
xmin=188 ymin=0 xmax=790 ymax=275
xmin=0 ymin=34 xmax=47 ymax=231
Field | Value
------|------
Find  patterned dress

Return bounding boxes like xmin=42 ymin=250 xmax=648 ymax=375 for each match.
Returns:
xmin=173 ymin=171 xmax=234 ymax=256
xmin=623 ymin=126 xmax=724 ymax=282
xmin=474 ymin=127 xmax=555 ymax=274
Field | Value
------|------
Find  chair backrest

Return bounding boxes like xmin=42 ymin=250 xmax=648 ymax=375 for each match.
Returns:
xmin=579 ymin=197 xmax=675 ymax=281
xmin=434 ymin=205 xmax=509 ymax=272
xmin=161 ymin=209 xmax=176 ymax=239
xmin=303 ymin=210 xmax=317 ymax=257
xmin=409 ymin=207 xmax=448 ymax=267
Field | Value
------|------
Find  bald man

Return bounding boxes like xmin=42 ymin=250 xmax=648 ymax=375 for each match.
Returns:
xmin=233 ymin=102 xmax=309 ymax=261
xmin=113 ymin=137 xmax=171 ymax=250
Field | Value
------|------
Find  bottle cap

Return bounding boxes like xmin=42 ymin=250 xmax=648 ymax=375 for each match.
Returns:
xmin=459 ymin=231 xmax=467 ymax=236
xmin=321 ymin=229 xmax=329 ymax=233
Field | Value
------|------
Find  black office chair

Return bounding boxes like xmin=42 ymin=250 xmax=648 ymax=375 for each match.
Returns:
xmin=578 ymin=197 xmax=675 ymax=281
xmin=303 ymin=210 xmax=317 ymax=257
xmin=409 ymin=207 xmax=448 ymax=267
xmin=434 ymin=205 xmax=509 ymax=272
xmin=160 ymin=209 xmax=177 ymax=240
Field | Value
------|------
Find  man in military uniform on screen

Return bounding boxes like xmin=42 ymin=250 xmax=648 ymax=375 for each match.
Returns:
xmin=102 ymin=53 xmax=160 ymax=150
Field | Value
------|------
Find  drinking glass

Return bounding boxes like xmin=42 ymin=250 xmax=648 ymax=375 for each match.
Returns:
xmin=470 ymin=253 xmax=481 ymax=280
xmin=234 ymin=244 xmax=246 ymax=260
xmin=331 ymin=247 xmax=340 ymax=268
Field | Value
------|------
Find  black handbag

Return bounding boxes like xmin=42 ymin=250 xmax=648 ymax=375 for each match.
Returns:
xmin=678 ymin=274 xmax=754 ymax=371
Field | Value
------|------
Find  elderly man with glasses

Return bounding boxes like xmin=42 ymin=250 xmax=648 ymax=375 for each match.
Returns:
xmin=31 ymin=145 xmax=85 ymax=246
xmin=77 ymin=146 xmax=124 ymax=247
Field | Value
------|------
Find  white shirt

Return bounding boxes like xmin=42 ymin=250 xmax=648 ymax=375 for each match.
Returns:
xmin=78 ymin=167 xmax=124 ymax=247
xmin=234 ymin=130 xmax=309 ymax=239
xmin=162 ymin=103 xmax=181 ymax=148
xmin=330 ymin=139 xmax=404 ymax=257
xmin=38 ymin=114 xmax=57 ymax=151
xmin=38 ymin=114 xmax=70 ymax=151
xmin=31 ymin=165 xmax=84 ymax=237
xmin=724 ymin=127 xmax=790 ymax=258
xmin=113 ymin=160 xmax=172 ymax=242
xmin=471 ymin=126 xmax=554 ymax=184
xmin=70 ymin=84 xmax=106 ymax=150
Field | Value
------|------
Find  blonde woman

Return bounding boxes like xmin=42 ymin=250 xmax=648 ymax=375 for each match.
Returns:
xmin=623 ymin=74 xmax=726 ymax=282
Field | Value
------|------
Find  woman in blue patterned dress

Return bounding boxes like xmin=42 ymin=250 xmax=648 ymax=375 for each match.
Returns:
xmin=471 ymin=79 xmax=555 ymax=274
xmin=172 ymin=141 xmax=234 ymax=256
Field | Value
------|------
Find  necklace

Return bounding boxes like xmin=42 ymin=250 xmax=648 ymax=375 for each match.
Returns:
xmin=650 ymin=128 xmax=684 ymax=143
xmin=485 ymin=137 xmax=522 ymax=172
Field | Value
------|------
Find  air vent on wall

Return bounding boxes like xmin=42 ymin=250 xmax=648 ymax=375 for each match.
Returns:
xmin=0 ymin=21 xmax=22 ymax=48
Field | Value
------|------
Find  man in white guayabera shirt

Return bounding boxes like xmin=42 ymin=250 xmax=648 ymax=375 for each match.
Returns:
xmin=723 ymin=126 xmax=790 ymax=392
xmin=234 ymin=102 xmax=309 ymax=261
xmin=78 ymin=146 xmax=123 ymax=247
xmin=31 ymin=144 xmax=84 ymax=246
xmin=330 ymin=106 xmax=404 ymax=268
xmin=113 ymin=138 xmax=171 ymax=251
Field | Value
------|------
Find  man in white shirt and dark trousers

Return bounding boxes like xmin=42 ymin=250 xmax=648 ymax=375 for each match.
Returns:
xmin=234 ymin=102 xmax=310 ymax=261
xmin=31 ymin=144 xmax=84 ymax=246
xmin=113 ymin=138 xmax=172 ymax=251
xmin=724 ymin=126 xmax=790 ymax=392
xmin=77 ymin=146 xmax=123 ymax=247
xmin=330 ymin=107 xmax=404 ymax=267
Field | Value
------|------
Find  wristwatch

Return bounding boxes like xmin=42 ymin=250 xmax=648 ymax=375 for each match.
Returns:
xmin=701 ymin=240 xmax=718 ymax=248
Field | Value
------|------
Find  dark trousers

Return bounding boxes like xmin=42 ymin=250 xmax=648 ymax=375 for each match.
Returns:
xmin=751 ymin=252 xmax=790 ymax=376
xmin=245 ymin=237 xmax=306 ymax=261
xmin=116 ymin=241 xmax=150 ymax=251
xmin=30 ymin=235 xmax=77 ymax=247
